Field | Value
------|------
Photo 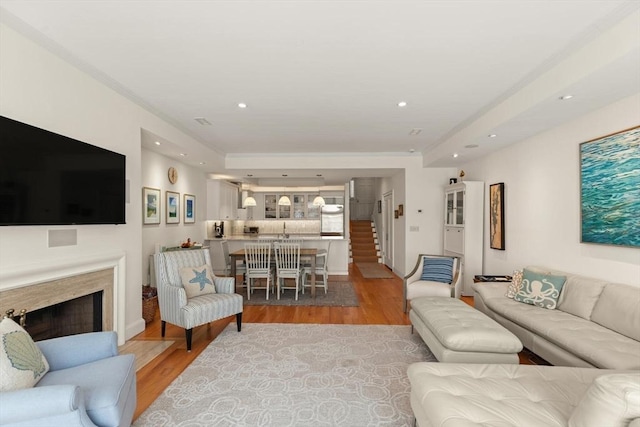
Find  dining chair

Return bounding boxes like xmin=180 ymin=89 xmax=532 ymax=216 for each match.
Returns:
xmin=244 ymin=242 xmax=273 ymax=300
xmin=303 ymin=241 xmax=330 ymax=295
xmin=274 ymin=242 xmax=305 ymax=300
xmin=222 ymin=240 xmax=246 ymax=288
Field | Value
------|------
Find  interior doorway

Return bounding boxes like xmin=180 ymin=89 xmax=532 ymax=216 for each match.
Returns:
xmin=349 ymin=178 xmax=376 ymax=220
xmin=383 ymin=191 xmax=393 ymax=269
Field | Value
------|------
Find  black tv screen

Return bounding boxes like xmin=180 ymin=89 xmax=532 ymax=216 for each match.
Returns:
xmin=0 ymin=116 xmax=126 ymax=225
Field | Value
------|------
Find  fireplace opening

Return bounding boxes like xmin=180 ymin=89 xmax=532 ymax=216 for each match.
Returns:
xmin=24 ymin=291 xmax=103 ymax=341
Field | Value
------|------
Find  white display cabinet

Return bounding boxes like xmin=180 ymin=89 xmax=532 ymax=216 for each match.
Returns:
xmin=443 ymin=181 xmax=484 ymax=296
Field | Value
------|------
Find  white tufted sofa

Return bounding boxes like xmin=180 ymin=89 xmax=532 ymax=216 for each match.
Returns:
xmin=473 ymin=266 xmax=640 ymax=369
xmin=408 ymin=363 xmax=640 ymax=427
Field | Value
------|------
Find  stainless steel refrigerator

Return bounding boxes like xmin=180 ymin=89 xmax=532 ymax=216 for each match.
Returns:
xmin=321 ymin=204 xmax=344 ymax=236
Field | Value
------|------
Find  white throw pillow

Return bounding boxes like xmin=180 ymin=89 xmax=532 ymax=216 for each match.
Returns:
xmin=569 ymin=373 xmax=640 ymax=427
xmin=0 ymin=317 xmax=50 ymax=391
xmin=505 ymin=269 xmax=523 ymax=299
xmin=179 ymin=264 xmax=217 ymax=299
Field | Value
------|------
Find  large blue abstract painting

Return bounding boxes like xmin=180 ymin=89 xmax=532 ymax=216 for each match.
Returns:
xmin=580 ymin=126 xmax=639 ymax=247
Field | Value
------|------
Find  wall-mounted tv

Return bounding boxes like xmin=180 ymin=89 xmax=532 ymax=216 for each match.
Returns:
xmin=0 ymin=116 xmax=126 ymax=226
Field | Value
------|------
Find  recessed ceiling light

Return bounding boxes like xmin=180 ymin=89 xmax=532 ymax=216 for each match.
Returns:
xmin=154 ymin=141 xmax=161 ymax=146
xmin=465 ymin=144 xmax=479 ymax=149
xmin=194 ymin=117 xmax=212 ymax=125
xmin=488 ymin=134 xmax=497 ymax=138
xmin=398 ymin=101 xmax=407 ymax=107
xmin=559 ymin=95 xmax=573 ymax=100
xmin=452 ymin=153 xmax=459 ymax=158
xmin=409 ymin=148 xmax=415 ymax=153
xmin=199 ymin=162 xmax=206 ymax=165
xmin=238 ymin=103 xmax=247 ymax=108
xmin=180 ymin=153 xmax=187 ymax=157
xmin=409 ymin=128 xmax=422 ymax=136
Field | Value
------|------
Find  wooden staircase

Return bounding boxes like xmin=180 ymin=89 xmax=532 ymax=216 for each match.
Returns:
xmin=350 ymin=220 xmax=381 ymax=264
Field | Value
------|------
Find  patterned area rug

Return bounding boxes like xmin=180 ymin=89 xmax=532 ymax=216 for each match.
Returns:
xmin=134 ymin=323 xmax=436 ymax=426
xmin=356 ymin=263 xmax=395 ymax=279
xmin=241 ymin=281 xmax=359 ymax=307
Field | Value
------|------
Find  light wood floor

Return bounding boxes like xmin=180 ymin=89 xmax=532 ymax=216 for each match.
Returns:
xmin=129 ymin=263 xmax=543 ymax=421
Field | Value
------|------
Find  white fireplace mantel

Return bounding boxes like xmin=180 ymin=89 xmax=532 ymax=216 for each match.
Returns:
xmin=0 ymin=252 xmax=127 ymax=344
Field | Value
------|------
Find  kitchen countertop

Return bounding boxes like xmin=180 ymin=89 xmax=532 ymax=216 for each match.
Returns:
xmin=206 ymin=234 xmax=345 ymax=241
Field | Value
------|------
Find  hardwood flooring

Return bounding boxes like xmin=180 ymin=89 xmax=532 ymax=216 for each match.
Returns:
xmin=129 ymin=263 xmax=545 ymax=421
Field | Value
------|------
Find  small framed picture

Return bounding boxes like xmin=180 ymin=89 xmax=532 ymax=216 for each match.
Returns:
xmin=184 ymin=194 xmax=196 ymax=224
xmin=377 ymin=200 xmax=382 ymax=214
xmin=142 ymin=187 xmax=161 ymax=225
xmin=394 ymin=209 xmax=399 ymax=219
xmin=449 ymin=178 xmax=457 ymax=185
xmin=398 ymin=204 xmax=404 ymax=216
xmin=166 ymin=191 xmax=180 ymax=224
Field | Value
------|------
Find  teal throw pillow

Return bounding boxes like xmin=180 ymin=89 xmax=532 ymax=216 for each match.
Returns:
xmin=420 ymin=257 xmax=453 ymax=284
xmin=514 ymin=269 xmax=566 ymax=309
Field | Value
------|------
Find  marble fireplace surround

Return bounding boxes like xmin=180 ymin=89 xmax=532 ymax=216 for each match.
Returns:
xmin=0 ymin=252 xmax=127 ymax=345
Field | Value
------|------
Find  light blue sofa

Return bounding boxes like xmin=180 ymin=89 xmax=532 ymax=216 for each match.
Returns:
xmin=0 ymin=331 xmax=136 ymax=427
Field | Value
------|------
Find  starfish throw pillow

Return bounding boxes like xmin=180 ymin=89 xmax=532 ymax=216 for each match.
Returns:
xmin=179 ymin=264 xmax=217 ymax=298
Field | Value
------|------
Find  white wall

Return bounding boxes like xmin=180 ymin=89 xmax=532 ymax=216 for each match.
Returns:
xmin=403 ymin=166 xmax=457 ymax=274
xmin=462 ymin=94 xmax=640 ymax=286
xmin=141 ymin=149 xmax=208 ymax=283
xmin=0 ymin=23 xmax=224 ymax=340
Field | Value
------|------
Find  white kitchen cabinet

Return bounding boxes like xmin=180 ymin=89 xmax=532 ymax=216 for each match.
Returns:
xmin=206 ymin=180 xmax=239 ymax=220
xmin=443 ymin=181 xmax=484 ymax=296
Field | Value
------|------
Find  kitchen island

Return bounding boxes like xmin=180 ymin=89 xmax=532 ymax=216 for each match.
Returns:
xmin=205 ymin=234 xmax=348 ymax=277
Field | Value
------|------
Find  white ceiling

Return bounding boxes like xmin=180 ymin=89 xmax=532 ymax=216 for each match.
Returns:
xmin=1 ymin=1 xmax=639 ymax=185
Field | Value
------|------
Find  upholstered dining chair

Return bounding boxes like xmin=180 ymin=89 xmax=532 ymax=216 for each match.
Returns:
xmin=403 ymin=254 xmax=462 ymax=312
xmin=154 ymin=248 xmax=243 ymax=351
xmin=274 ymin=242 xmax=305 ymax=300
xmin=244 ymin=242 xmax=274 ymax=300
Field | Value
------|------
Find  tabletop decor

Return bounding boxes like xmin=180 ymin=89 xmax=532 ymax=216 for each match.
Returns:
xmin=142 ymin=187 xmax=161 ymax=225
xmin=580 ymin=126 xmax=639 ymax=247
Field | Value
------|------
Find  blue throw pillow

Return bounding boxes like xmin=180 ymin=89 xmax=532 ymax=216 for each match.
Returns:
xmin=420 ymin=257 xmax=453 ymax=283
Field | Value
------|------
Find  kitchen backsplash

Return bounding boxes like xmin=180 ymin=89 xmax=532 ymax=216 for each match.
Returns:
xmin=207 ymin=220 xmax=321 ymax=237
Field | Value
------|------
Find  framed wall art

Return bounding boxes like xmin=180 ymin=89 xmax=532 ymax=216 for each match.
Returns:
xmin=489 ymin=183 xmax=505 ymax=250
xmin=166 ymin=191 xmax=180 ymax=224
xmin=580 ymin=126 xmax=640 ymax=247
xmin=398 ymin=204 xmax=404 ymax=216
xmin=184 ymin=194 xmax=196 ymax=224
xmin=142 ymin=187 xmax=161 ymax=225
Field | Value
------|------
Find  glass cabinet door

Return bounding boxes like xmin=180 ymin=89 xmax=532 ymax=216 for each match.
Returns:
xmin=307 ymin=195 xmax=320 ymax=219
xmin=278 ymin=195 xmax=291 ymax=219
xmin=446 ymin=192 xmax=455 ymax=225
xmin=455 ymin=190 xmax=464 ymax=225
xmin=264 ymin=194 xmax=277 ymax=218
xmin=292 ymin=195 xmax=306 ymax=218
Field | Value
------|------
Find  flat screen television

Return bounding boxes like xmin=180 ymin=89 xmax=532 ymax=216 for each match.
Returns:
xmin=0 ymin=116 xmax=126 ymax=225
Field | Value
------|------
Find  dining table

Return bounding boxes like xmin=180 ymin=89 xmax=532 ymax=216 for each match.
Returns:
xmin=229 ymin=248 xmax=319 ymax=298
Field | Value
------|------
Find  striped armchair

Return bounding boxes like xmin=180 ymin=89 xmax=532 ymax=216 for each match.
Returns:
xmin=154 ymin=249 xmax=243 ymax=351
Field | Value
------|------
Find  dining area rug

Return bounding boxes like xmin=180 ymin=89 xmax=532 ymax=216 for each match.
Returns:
xmin=241 ymin=280 xmax=359 ymax=307
xmin=133 ymin=323 xmax=436 ymax=426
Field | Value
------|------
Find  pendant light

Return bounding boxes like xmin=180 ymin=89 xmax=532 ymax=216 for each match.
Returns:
xmin=278 ymin=187 xmax=291 ymax=206
xmin=242 ymin=196 xmax=257 ymax=207
xmin=278 ymin=195 xmax=291 ymax=206
xmin=312 ymin=195 xmax=325 ymax=206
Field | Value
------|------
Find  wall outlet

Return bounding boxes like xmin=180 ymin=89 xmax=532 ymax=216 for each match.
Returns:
xmin=409 ymin=226 xmax=419 ymax=232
